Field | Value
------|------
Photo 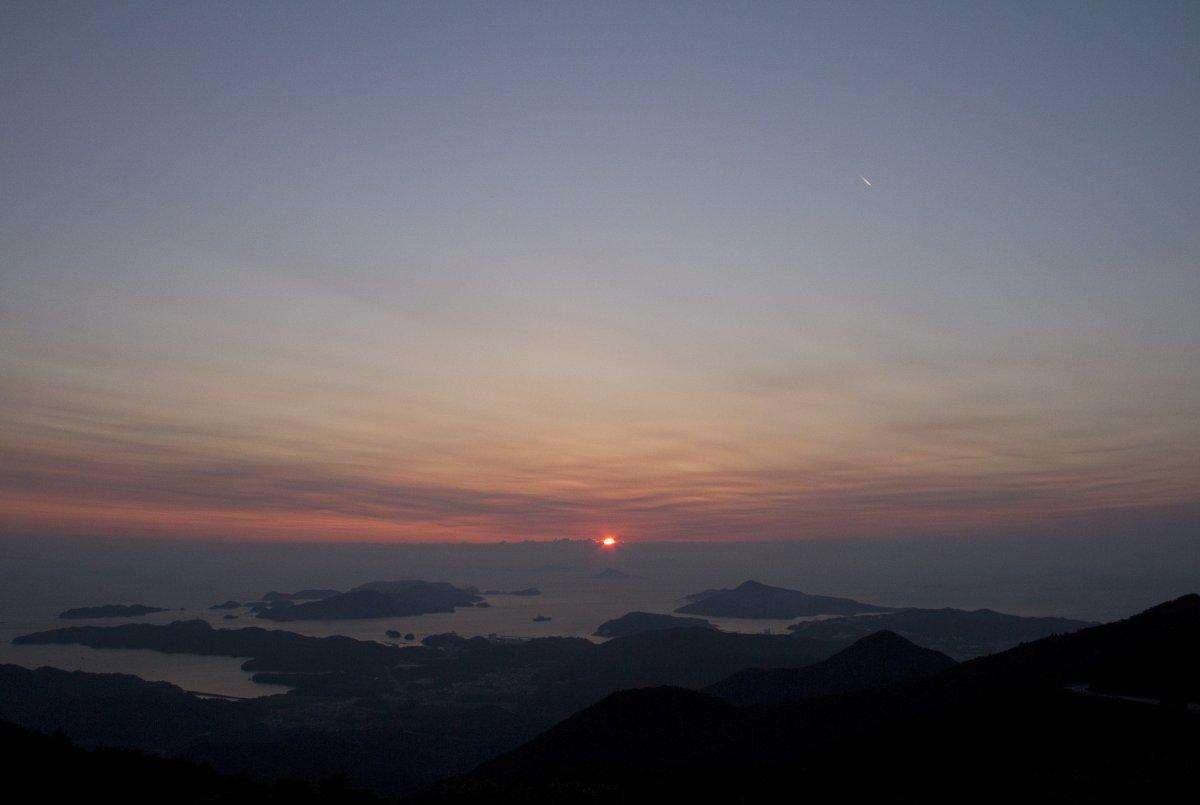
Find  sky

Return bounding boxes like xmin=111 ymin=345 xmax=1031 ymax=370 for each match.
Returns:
xmin=1 ymin=1 xmax=1198 ymax=542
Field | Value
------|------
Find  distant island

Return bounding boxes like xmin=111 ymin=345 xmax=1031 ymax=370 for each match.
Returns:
xmin=591 ymin=568 xmax=639 ymax=579
xmin=593 ymin=611 xmax=716 ymax=638
xmin=58 ymin=605 xmax=167 ymax=620
xmin=481 ymin=587 xmax=542 ymax=596
xmin=383 ymin=629 xmax=417 ymax=641
xmin=208 ymin=601 xmax=240 ymax=610
xmin=255 ymin=580 xmax=481 ymax=621
xmin=260 ymin=589 xmax=340 ymax=602
xmin=675 ymin=580 xmax=891 ymax=618
xmin=786 ymin=606 xmax=1097 ymax=659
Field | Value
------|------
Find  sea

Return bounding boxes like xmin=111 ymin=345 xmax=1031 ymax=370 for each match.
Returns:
xmin=2 ymin=533 xmax=1197 ymax=698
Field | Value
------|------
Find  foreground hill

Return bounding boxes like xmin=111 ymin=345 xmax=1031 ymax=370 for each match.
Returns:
xmin=416 ymin=594 xmax=1200 ymax=803
xmin=675 ymin=580 xmax=891 ymax=618
xmin=1 ymin=719 xmax=377 ymax=804
xmin=2 ymin=622 xmax=834 ymax=794
xmin=787 ymin=606 xmax=1097 ymax=659
xmin=707 ymin=630 xmax=955 ymax=706
xmin=0 ymin=662 xmax=536 ymax=796
xmin=542 ymin=628 xmax=836 ymax=697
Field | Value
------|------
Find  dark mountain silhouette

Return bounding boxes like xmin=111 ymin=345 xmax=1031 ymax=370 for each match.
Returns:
xmin=1 ymin=719 xmax=379 ymax=805
xmin=59 ymin=604 xmax=167 ymax=619
xmin=258 ymin=581 xmax=480 ymax=621
xmin=541 ymin=627 xmax=836 ymax=696
xmin=592 ymin=611 xmax=715 ymax=638
xmin=4 ymin=619 xmax=835 ymax=793
xmin=415 ymin=595 xmax=1200 ymax=803
xmin=707 ymin=629 xmax=955 ymax=705
xmin=787 ymin=606 xmax=1097 ymax=659
xmin=959 ymin=593 xmax=1200 ymax=702
xmin=14 ymin=596 xmax=1197 ymax=802
xmin=0 ymin=662 xmax=537 ymax=796
xmin=675 ymin=580 xmax=890 ymax=618
xmin=0 ymin=665 xmax=230 ymax=751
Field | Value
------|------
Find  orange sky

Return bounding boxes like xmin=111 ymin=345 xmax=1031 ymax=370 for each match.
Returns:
xmin=2 ymin=4 xmax=1198 ymax=543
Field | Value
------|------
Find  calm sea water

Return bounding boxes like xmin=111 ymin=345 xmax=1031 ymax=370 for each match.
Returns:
xmin=2 ymin=534 xmax=1197 ymax=697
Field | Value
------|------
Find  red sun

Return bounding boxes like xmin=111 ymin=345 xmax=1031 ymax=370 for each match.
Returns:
xmin=601 ymin=535 xmax=618 ymax=547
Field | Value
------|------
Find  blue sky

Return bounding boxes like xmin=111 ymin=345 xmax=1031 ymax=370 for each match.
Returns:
xmin=1 ymin=2 xmax=1197 ymax=541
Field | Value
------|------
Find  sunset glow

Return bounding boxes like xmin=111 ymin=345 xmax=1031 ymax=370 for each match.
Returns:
xmin=0 ymin=4 xmax=1197 ymax=545
xmin=2 ymin=5 xmax=1198 ymax=802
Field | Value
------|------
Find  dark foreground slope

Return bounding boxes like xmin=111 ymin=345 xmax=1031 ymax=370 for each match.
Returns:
xmin=0 ymin=719 xmax=377 ymax=805
xmin=0 ymin=663 xmax=535 ymax=796
xmin=707 ymin=629 xmax=955 ymax=706
xmin=543 ymin=627 xmax=835 ymax=695
xmin=1 ymin=623 xmax=834 ymax=795
xmin=416 ymin=594 xmax=1200 ymax=803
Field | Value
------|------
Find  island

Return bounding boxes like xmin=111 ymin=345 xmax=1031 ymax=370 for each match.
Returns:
xmin=593 ymin=611 xmax=716 ymax=638
xmin=58 ymin=605 xmax=167 ymax=620
xmin=14 ymin=618 xmax=405 ymax=673
xmin=590 ymin=568 xmax=638 ymax=579
xmin=260 ymin=588 xmax=340 ymax=602
xmin=675 ymin=580 xmax=891 ymax=618
xmin=208 ymin=601 xmax=241 ymax=610
xmin=255 ymin=580 xmax=481 ymax=621
xmin=481 ymin=587 xmax=542 ymax=596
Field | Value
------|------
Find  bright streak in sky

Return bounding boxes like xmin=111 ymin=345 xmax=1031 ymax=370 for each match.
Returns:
xmin=0 ymin=3 xmax=1197 ymax=543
